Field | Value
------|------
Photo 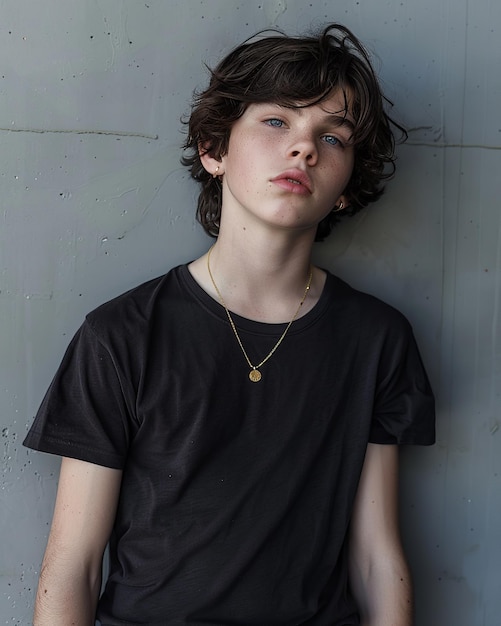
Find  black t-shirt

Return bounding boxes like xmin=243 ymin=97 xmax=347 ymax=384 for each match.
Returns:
xmin=24 ymin=265 xmax=435 ymax=625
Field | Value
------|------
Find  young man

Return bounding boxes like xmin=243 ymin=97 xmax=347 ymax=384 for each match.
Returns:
xmin=24 ymin=24 xmax=435 ymax=625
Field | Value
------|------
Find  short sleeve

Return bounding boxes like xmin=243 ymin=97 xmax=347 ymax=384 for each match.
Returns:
xmin=23 ymin=320 xmax=133 ymax=469
xmin=369 ymin=319 xmax=435 ymax=446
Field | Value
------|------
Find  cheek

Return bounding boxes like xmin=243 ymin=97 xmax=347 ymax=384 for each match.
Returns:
xmin=330 ymin=154 xmax=355 ymax=186
xmin=227 ymin=138 xmax=267 ymax=181
xmin=344 ymin=152 xmax=356 ymax=177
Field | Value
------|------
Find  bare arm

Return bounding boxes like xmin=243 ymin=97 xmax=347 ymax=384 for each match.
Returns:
xmin=34 ymin=457 xmax=122 ymax=626
xmin=349 ymin=444 xmax=413 ymax=626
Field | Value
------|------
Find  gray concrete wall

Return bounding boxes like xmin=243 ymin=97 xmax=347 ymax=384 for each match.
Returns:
xmin=1 ymin=1 xmax=499 ymax=624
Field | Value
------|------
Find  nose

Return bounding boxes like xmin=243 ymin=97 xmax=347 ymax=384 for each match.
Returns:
xmin=288 ymin=135 xmax=318 ymax=166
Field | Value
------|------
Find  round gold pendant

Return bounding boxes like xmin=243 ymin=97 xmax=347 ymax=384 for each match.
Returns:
xmin=249 ymin=369 xmax=262 ymax=383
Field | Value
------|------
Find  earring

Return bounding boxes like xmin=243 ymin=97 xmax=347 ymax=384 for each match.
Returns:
xmin=213 ymin=166 xmax=220 ymax=179
xmin=333 ymin=201 xmax=344 ymax=212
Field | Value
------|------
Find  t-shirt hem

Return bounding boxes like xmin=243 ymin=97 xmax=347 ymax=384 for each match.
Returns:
xmin=23 ymin=431 xmax=125 ymax=470
xmin=369 ymin=433 xmax=436 ymax=446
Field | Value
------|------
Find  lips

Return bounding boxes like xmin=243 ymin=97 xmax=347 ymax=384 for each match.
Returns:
xmin=271 ymin=169 xmax=312 ymax=194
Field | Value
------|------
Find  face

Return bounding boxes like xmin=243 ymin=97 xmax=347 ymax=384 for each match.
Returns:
xmin=203 ymin=90 xmax=355 ymax=237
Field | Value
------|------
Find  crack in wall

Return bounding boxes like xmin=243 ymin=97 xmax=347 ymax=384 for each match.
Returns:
xmin=0 ymin=127 xmax=158 ymax=140
xmin=405 ymin=142 xmax=501 ymax=150
xmin=407 ymin=126 xmax=501 ymax=150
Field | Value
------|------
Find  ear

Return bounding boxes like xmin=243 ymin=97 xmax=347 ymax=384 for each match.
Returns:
xmin=334 ymin=194 xmax=350 ymax=212
xmin=199 ymin=143 xmax=224 ymax=178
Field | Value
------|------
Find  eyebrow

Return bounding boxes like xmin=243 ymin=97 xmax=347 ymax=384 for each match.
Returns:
xmin=324 ymin=114 xmax=355 ymax=133
xmin=278 ymin=104 xmax=355 ymax=133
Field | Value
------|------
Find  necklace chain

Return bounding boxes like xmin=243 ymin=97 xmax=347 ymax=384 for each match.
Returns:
xmin=207 ymin=244 xmax=313 ymax=382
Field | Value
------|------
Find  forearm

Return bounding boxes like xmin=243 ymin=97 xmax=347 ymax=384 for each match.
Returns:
xmin=33 ymin=551 xmax=102 ymax=626
xmin=351 ymin=550 xmax=414 ymax=626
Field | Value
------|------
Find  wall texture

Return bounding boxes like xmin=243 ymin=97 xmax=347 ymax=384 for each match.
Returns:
xmin=1 ymin=1 xmax=499 ymax=624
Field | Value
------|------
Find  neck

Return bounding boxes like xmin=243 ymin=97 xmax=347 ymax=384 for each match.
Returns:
xmin=189 ymin=229 xmax=325 ymax=323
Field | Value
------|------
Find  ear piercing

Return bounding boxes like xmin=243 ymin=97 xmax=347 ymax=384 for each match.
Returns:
xmin=213 ymin=166 xmax=220 ymax=178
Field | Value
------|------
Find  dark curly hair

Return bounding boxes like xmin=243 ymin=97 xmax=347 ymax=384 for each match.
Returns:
xmin=181 ymin=23 xmax=406 ymax=241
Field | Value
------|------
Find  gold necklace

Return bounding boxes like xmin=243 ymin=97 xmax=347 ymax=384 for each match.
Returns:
xmin=207 ymin=245 xmax=313 ymax=383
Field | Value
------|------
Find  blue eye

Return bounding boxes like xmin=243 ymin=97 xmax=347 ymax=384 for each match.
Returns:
xmin=323 ymin=135 xmax=340 ymax=146
xmin=265 ymin=118 xmax=284 ymax=127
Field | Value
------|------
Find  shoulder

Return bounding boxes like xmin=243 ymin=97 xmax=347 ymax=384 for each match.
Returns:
xmin=325 ymin=272 xmax=412 ymax=335
xmin=85 ymin=265 xmax=186 ymax=342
